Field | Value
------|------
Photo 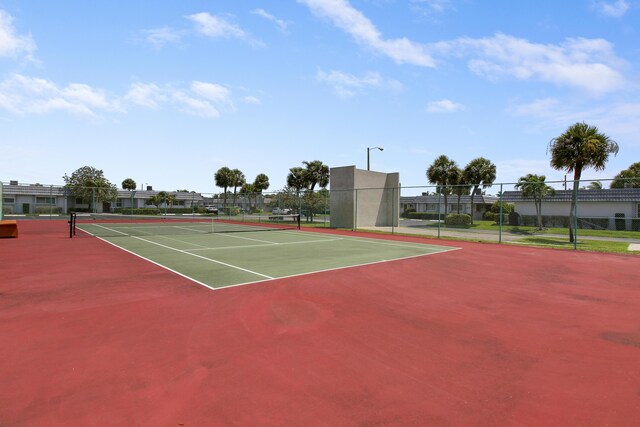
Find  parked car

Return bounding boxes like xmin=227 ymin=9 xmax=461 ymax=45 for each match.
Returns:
xmin=272 ymin=208 xmax=292 ymax=215
xmin=205 ymin=206 xmax=218 ymax=214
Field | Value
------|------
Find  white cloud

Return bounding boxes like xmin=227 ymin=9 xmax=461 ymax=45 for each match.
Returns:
xmin=125 ymin=83 xmax=166 ymax=108
xmin=186 ymin=12 xmax=247 ymax=39
xmin=252 ymin=8 xmax=289 ymax=32
xmin=594 ymin=0 xmax=630 ymax=17
xmin=410 ymin=0 xmax=454 ymax=18
xmin=172 ymin=91 xmax=221 ymax=118
xmin=299 ymin=0 xmax=435 ymax=67
xmin=511 ymin=98 xmax=640 ymax=147
xmin=0 ymin=10 xmax=36 ymax=60
xmin=495 ymin=159 xmax=558 ymax=186
xmin=0 ymin=75 xmax=257 ymax=120
xmin=243 ymin=96 xmax=261 ymax=105
xmin=141 ymin=27 xmax=183 ymax=48
xmin=317 ymin=69 xmax=402 ymax=96
xmin=0 ymin=74 xmax=120 ymax=117
xmin=432 ymin=33 xmax=627 ymax=95
xmin=426 ymin=98 xmax=465 ymax=113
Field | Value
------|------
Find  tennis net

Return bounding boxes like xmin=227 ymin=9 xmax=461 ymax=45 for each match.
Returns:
xmin=70 ymin=213 xmax=301 ymax=238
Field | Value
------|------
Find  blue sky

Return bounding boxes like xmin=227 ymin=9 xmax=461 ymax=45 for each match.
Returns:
xmin=0 ymin=0 xmax=638 ymax=194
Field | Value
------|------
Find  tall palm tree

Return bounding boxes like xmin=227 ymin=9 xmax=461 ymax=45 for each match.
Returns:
xmin=463 ymin=157 xmax=496 ymax=224
xmin=515 ymin=174 xmax=555 ymax=230
xmin=303 ymin=160 xmax=330 ymax=190
xmin=426 ymin=155 xmax=459 ymax=214
xmin=253 ymin=173 xmax=270 ymax=193
xmin=451 ymin=168 xmax=471 ymax=214
xmin=548 ymin=122 xmax=619 ymax=242
xmin=286 ymin=167 xmax=307 ymax=193
xmin=121 ymin=178 xmax=137 ymax=191
xmin=230 ymin=169 xmax=246 ymax=206
xmin=214 ymin=166 xmax=233 ymax=210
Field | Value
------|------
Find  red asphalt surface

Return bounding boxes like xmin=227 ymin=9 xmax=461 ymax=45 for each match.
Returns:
xmin=1 ymin=220 xmax=639 ymax=426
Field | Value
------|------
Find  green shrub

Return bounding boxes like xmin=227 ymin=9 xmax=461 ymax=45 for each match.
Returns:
xmin=444 ymin=213 xmax=471 ymax=226
xmin=483 ymin=211 xmax=508 ymax=223
xmin=401 ymin=208 xmax=415 ymax=218
xmin=407 ymin=212 xmax=444 ymax=221
xmin=35 ymin=206 xmax=63 ymax=214
xmin=489 ymin=201 xmax=514 ymax=214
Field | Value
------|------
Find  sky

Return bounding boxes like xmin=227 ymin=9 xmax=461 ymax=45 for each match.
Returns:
xmin=0 ymin=0 xmax=638 ymax=195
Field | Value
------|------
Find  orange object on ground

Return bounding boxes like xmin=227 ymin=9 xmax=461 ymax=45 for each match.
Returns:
xmin=0 ymin=220 xmax=18 ymax=238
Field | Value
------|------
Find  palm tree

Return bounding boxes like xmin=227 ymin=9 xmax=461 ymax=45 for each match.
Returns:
xmin=451 ymin=168 xmax=471 ymax=214
xmin=250 ymin=173 xmax=270 ymax=211
xmin=230 ymin=169 xmax=246 ymax=206
xmin=239 ymin=183 xmax=255 ymax=211
xmin=515 ymin=174 xmax=555 ymax=230
xmin=214 ymin=167 xmax=233 ymax=210
xmin=463 ymin=157 xmax=497 ymax=224
xmin=286 ymin=167 xmax=307 ymax=193
xmin=610 ymin=162 xmax=640 ymax=188
xmin=121 ymin=178 xmax=137 ymax=191
xmin=426 ymin=155 xmax=459 ymax=214
xmin=586 ymin=181 xmax=603 ymax=190
xmin=303 ymin=160 xmax=330 ymax=190
xmin=548 ymin=122 xmax=619 ymax=242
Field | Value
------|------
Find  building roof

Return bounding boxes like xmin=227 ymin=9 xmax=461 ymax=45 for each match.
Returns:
xmin=3 ymin=183 xmax=204 ymax=201
xmin=400 ymin=194 xmax=499 ymax=204
xmin=502 ymin=188 xmax=640 ymax=203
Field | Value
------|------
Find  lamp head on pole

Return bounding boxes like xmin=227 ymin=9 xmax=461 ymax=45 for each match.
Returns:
xmin=367 ymin=146 xmax=384 ymax=170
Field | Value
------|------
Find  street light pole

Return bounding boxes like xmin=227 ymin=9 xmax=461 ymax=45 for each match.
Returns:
xmin=367 ymin=146 xmax=384 ymax=170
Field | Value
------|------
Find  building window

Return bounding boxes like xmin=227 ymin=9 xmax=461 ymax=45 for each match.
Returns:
xmin=36 ymin=196 xmax=55 ymax=204
xmin=3 ymin=197 xmax=14 ymax=204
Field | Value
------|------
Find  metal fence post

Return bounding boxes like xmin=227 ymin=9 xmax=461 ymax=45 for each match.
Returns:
xmin=499 ymin=183 xmax=503 ymax=244
xmin=437 ymin=191 xmax=441 ymax=239
xmin=574 ymin=179 xmax=579 ymax=250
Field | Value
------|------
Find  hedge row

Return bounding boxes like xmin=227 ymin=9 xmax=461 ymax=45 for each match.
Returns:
xmin=405 ymin=211 xmax=445 ymax=220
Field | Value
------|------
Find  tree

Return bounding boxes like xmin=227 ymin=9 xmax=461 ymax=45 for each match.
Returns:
xmin=610 ymin=162 xmax=640 ymax=188
xmin=548 ymin=122 xmax=619 ymax=242
xmin=253 ymin=173 xmax=270 ymax=193
xmin=63 ymin=166 xmax=118 ymax=212
xmin=586 ymin=181 xmax=603 ymax=190
xmin=463 ymin=157 xmax=497 ymax=224
xmin=122 ymin=178 xmax=137 ymax=191
xmin=239 ymin=183 xmax=256 ymax=210
xmin=515 ymin=174 xmax=555 ymax=230
xmin=214 ymin=167 xmax=233 ymax=210
xmin=230 ymin=169 xmax=246 ymax=206
xmin=286 ymin=167 xmax=307 ymax=194
xmin=146 ymin=191 xmax=176 ymax=210
xmin=302 ymin=160 xmax=330 ymax=190
xmin=451 ymin=168 xmax=471 ymax=214
xmin=426 ymin=155 xmax=459 ymax=214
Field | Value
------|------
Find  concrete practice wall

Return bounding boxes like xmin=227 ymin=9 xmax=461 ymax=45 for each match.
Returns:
xmin=330 ymin=166 xmax=400 ymax=229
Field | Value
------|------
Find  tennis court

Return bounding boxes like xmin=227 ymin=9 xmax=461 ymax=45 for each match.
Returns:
xmin=2 ymin=219 xmax=640 ymax=425
xmin=74 ymin=215 xmax=457 ymax=289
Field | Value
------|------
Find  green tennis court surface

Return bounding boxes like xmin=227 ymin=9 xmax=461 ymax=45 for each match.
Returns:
xmin=77 ymin=223 xmax=458 ymax=289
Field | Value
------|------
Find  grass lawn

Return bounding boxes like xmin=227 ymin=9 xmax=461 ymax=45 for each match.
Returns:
xmin=512 ymin=237 xmax=636 ymax=254
xmin=416 ymin=219 xmax=640 ymax=239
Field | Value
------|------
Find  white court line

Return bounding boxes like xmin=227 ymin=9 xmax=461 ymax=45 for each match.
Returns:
xmin=81 ymin=224 xmax=460 ymax=291
xmin=183 ymin=237 xmax=344 ymax=252
xmin=283 ymin=229 xmax=459 ymax=251
xmin=130 ymin=235 xmax=274 ymax=280
xmin=219 ymin=247 xmax=462 ymax=291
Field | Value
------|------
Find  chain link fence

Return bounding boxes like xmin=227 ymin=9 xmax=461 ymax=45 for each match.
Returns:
xmin=2 ymin=178 xmax=639 ymax=249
